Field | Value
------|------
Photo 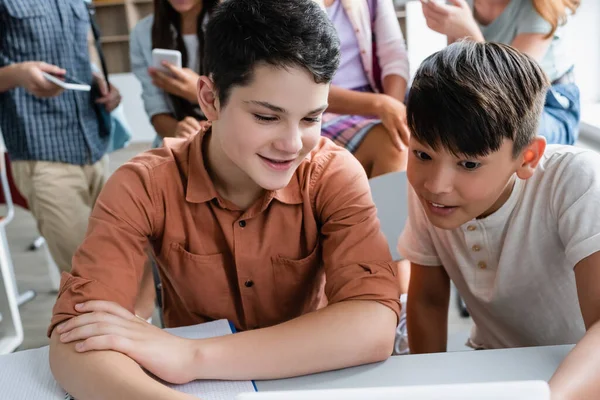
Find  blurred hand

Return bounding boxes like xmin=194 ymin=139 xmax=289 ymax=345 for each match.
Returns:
xmin=149 ymin=62 xmax=200 ymax=104
xmin=375 ymin=94 xmax=410 ymax=150
xmin=421 ymin=0 xmax=483 ymax=42
xmin=56 ymin=301 xmax=200 ymax=384
xmin=93 ymin=72 xmax=122 ymax=113
xmin=16 ymin=61 xmax=66 ymax=98
xmin=175 ymin=117 xmax=211 ymax=139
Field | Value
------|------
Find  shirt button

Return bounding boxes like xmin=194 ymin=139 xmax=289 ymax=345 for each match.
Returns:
xmin=361 ymin=49 xmax=366 ymax=54
xmin=472 ymin=245 xmax=481 ymax=252
xmin=467 ymin=225 xmax=477 ymax=231
xmin=239 ymin=220 xmax=246 ymax=228
xmin=244 ymin=279 xmax=254 ymax=288
xmin=478 ymin=261 xmax=487 ymax=270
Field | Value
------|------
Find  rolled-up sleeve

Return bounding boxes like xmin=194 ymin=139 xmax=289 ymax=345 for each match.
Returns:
xmin=311 ymin=149 xmax=401 ymax=321
xmin=129 ymin=17 xmax=173 ymax=120
xmin=375 ymin=0 xmax=409 ymax=82
xmin=48 ymin=160 xmax=159 ymax=336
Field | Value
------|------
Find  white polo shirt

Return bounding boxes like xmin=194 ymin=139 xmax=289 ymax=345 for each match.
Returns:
xmin=398 ymin=145 xmax=600 ymax=349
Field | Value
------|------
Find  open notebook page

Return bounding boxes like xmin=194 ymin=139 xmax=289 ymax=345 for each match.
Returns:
xmin=0 ymin=319 xmax=256 ymax=399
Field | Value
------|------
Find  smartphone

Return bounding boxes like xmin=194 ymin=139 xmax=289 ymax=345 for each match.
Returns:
xmin=152 ymin=49 xmax=182 ymax=75
xmin=42 ymin=72 xmax=91 ymax=91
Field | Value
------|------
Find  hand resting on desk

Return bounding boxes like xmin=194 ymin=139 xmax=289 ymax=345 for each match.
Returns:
xmin=55 ymin=300 xmax=200 ymax=385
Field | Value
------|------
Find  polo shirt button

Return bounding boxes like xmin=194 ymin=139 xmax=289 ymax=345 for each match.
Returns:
xmin=472 ymin=244 xmax=481 ymax=252
xmin=467 ymin=225 xmax=477 ymax=231
xmin=239 ymin=220 xmax=246 ymax=227
xmin=478 ymin=261 xmax=487 ymax=270
xmin=245 ymin=279 xmax=254 ymax=288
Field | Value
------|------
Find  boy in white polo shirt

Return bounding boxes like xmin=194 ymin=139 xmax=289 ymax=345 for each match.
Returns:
xmin=399 ymin=40 xmax=600 ymax=399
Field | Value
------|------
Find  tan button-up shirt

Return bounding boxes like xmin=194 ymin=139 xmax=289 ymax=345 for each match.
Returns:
xmin=49 ymin=132 xmax=400 ymax=335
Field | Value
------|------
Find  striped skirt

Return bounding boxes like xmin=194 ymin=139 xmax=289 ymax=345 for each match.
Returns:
xmin=320 ymin=86 xmax=381 ymax=153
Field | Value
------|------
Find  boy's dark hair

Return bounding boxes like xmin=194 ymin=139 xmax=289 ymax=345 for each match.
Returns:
xmin=204 ymin=0 xmax=340 ymax=107
xmin=406 ymin=40 xmax=550 ymax=158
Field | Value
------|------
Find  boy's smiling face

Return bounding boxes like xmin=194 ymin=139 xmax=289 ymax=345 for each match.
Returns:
xmin=406 ymin=137 xmax=544 ymax=230
xmin=200 ymin=63 xmax=329 ymax=192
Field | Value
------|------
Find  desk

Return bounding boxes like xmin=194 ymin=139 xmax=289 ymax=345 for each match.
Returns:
xmin=0 ymin=344 xmax=574 ymax=399
xmin=257 ymin=345 xmax=573 ymax=392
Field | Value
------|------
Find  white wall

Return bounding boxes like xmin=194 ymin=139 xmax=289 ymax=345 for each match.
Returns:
xmin=565 ymin=0 xmax=600 ymax=104
xmin=110 ymin=73 xmax=158 ymax=143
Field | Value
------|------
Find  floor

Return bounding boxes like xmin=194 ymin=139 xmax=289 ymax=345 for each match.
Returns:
xmin=4 ymin=141 xmax=473 ymax=352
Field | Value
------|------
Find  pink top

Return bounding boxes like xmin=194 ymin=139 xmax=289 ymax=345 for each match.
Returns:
xmin=326 ymin=0 xmax=370 ymax=89
xmin=317 ymin=0 xmax=410 ymax=92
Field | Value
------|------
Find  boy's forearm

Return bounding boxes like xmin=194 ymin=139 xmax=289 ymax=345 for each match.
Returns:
xmin=49 ymin=331 xmax=194 ymax=400
xmin=407 ymin=297 xmax=449 ymax=354
xmin=549 ymin=320 xmax=600 ymax=399
xmin=0 ymin=64 xmax=21 ymax=92
xmin=191 ymin=300 xmax=397 ymax=381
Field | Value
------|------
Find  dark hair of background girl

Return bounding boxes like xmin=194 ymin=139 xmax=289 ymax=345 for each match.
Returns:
xmin=151 ymin=0 xmax=218 ymax=120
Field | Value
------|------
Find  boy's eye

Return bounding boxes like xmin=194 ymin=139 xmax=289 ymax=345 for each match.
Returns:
xmin=459 ymin=160 xmax=481 ymax=170
xmin=303 ymin=117 xmax=321 ymax=123
xmin=413 ymin=150 xmax=432 ymax=161
xmin=253 ymin=114 xmax=277 ymax=122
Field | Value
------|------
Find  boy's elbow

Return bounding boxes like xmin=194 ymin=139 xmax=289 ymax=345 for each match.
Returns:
xmin=49 ymin=330 xmax=70 ymax=383
xmin=363 ymin=305 xmax=398 ymax=363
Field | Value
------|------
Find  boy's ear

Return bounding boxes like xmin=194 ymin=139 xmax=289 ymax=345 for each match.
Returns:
xmin=197 ymin=76 xmax=220 ymax=121
xmin=516 ymin=137 xmax=546 ymax=180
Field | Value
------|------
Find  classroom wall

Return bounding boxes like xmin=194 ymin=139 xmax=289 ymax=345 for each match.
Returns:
xmin=564 ymin=0 xmax=600 ymax=104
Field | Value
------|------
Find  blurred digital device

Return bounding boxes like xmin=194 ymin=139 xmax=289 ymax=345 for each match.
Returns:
xmin=152 ymin=48 xmax=182 ymax=74
xmin=42 ymin=72 xmax=91 ymax=91
xmin=236 ymin=380 xmax=551 ymax=400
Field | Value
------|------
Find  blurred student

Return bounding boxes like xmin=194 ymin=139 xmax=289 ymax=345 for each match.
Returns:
xmin=319 ymin=0 xmax=410 ymax=178
xmin=130 ymin=0 xmax=216 ymax=147
xmin=421 ymin=0 xmax=581 ymax=145
xmin=0 ymin=0 xmax=120 ymax=274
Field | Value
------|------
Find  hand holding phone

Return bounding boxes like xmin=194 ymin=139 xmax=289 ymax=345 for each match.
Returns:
xmin=15 ymin=61 xmax=68 ymax=98
xmin=42 ymin=72 xmax=91 ymax=91
xmin=152 ymin=49 xmax=182 ymax=76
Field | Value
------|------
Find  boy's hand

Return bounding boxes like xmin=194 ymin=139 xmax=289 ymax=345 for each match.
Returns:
xmin=55 ymin=301 xmax=200 ymax=385
xmin=375 ymin=94 xmax=410 ymax=151
xmin=15 ymin=61 xmax=66 ymax=98
xmin=93 ymin=72 xmax=122 ymax=113
xmin=421 ymin=0 xmax=484 ymax=42
xmin=149 ymin=63 xmax=200 ymax=104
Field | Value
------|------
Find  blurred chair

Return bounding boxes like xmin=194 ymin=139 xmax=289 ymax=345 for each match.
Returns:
xmin=0 ymin=138 xmax=60 ymax=293
xmin=0 ymin=132 xmax=37 ymax=307
xmin=0 ymin=135 xmax=25 ymax=354
xmin=368 ymin=171 xmax=409 ymax=260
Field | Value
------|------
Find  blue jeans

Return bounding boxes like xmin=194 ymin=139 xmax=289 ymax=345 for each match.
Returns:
xmin=538 ymin=83 xmax=580 ymax=145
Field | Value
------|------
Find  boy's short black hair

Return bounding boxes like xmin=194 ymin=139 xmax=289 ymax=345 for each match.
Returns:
xmin=204 ymin=0 xmax=340 ymax=107
xmin=406 ymin=40 xmax=550 ymax=158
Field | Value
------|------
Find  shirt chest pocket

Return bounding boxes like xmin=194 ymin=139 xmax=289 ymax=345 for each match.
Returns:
xmin=165 ymin=243 xmax=236 ymax=318
xmin=271 ymin=244 xmax=324 ymax=318
xmin=69 ymin=2 xmax=90 ymax=41
xmin=4 ymin=1 xmax=51 ymax=57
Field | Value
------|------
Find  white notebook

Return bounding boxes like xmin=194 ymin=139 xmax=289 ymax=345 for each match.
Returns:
xmin=0 ymin=319 xmax=256 ymax=399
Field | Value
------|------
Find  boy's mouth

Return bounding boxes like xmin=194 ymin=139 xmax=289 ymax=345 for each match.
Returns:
xmin=424 ymin=199 xmax=458 ymax=216
xmin=258 ymin=155 xmax=295 ymax=171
